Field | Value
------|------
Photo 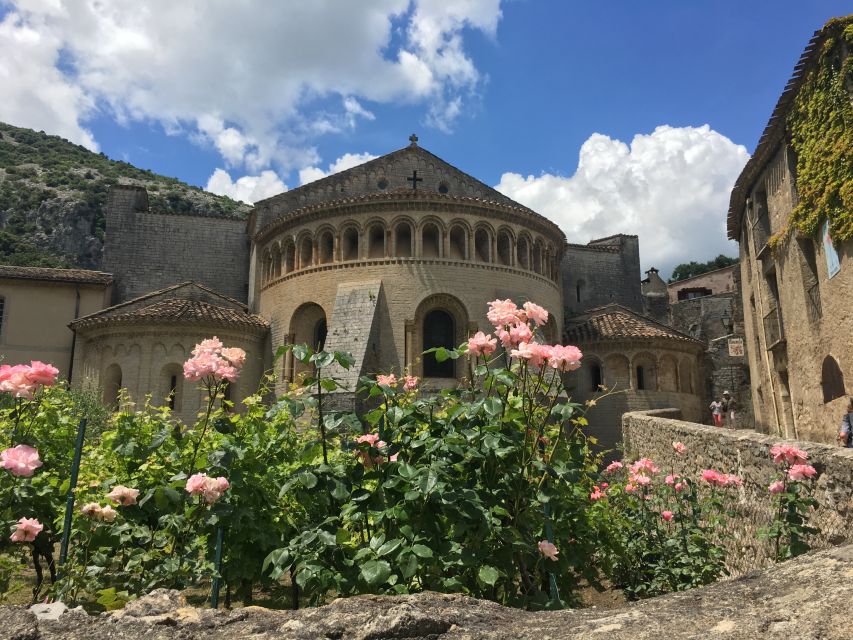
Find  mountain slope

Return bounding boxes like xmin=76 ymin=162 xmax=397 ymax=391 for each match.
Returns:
xmin=0 ymin=122 xmax=250 ymax=269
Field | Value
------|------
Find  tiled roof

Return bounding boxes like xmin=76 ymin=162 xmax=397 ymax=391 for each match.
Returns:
xmin=565 ymin=305 xmax=701 ymax=345
xmin=72 ymin=298 xmax=268 ymax=331
xmin=565 ymin=243 xmax=621 ymax=254
xmin=0 ymin=264 xmax=113 ymax=285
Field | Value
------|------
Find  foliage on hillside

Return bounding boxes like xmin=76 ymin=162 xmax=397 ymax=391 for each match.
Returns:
xmin=787 ymin=17 xmax=853 ymax=242
xmin=0 ymin=122 xmax=250 ymax=268
xmin=668 ymin=255 xmax=738 ymax=283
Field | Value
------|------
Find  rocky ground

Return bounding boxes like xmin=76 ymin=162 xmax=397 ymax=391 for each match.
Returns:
xmin=3 ymin=543 xmax=850 ymax=639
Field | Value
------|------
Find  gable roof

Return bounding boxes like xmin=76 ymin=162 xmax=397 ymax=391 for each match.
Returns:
xmin=70 ymin=282 xmax=267 ymax=332
xmin=565 ymin=304 xmax=702 ymax=345
xmin=252 ymin=138 xmax=540 ymax=231
xmin=0 ymin=265 xmax=113 ymax=286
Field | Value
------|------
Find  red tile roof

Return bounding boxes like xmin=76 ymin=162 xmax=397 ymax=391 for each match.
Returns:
xmin=0 ymin=265 xmax=113 ymax=285
xmin=72 ymin=298 xmax=268 ymax=331
xmin=565 ymin=305 xmax=701 ymax=344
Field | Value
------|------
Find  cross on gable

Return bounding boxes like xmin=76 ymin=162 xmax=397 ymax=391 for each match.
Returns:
xmin=407 ymin=170 xmax=423 ymax=190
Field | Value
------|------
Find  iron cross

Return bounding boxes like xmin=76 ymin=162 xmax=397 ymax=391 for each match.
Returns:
xmin=407 ymin=170 xmax=423 ymax=190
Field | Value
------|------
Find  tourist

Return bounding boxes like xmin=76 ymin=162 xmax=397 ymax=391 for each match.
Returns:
xmin=710 ymin=396 xmax=724 ymax=427
xmin=722 ymin=391 xmax=737 ymax=427
xmin=837 ymin=397 xmax=853 ymax=447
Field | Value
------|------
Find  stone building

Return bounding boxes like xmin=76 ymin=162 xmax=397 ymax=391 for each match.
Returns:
xmin=667 ymin=264 xmax=736 ymax=303
xmin=0 ymin=265 xmax=112 ymax=377
xmin=728 ymin=18 xmax=852 ymax=442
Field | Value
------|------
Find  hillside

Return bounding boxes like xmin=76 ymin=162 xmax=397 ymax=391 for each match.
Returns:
xmin=0 ymin=122 xmax=250 ymax=268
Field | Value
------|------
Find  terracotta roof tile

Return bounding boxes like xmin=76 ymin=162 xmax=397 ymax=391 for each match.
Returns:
xmin=565 ymin=305 xmax=701 ymax=344
xmin=72 ymin=298 xmax=268 ymax=331
xmin=0 ymin=265 xmax=113 ymax=285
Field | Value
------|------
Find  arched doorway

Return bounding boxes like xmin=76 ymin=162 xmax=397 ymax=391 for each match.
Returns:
xmin=287 ymin=303 xmax=327 ymax=381
xmin=423 ymin=310 xmax=455 ymax=378
xmin=103 ymin=363 xmax=123 ymax=408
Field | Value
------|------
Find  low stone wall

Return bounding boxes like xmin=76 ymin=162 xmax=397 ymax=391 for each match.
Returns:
xmin=622 ymin=409 xmax=853 ymax=573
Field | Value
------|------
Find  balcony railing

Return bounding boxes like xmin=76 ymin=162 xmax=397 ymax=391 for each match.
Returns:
xmin=752 ymin=212 xmax=772 ymax=256
xmin=763 ymin=306 xmax=785 ymax=349
xmin=806 ymin=282 xmax=822 ymax=323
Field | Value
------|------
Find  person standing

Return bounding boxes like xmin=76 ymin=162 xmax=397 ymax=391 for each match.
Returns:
xmin=710 ymin=397 xmax=723 ymax=427
xmin=837 ymin=397 xmax=853 ymax=447
xmin=722 ymin=391 xmax=737 ymax=428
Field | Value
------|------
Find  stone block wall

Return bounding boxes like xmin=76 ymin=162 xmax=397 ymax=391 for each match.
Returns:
xmin=104 ymin=186 xmax=250 ymax=304
xmin=622 ymin=409 xmax=853 ymax=573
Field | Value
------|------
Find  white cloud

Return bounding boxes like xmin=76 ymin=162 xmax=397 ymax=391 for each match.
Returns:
xmin=206 ymin=168 xmax=286 ymax=204
xmin=495 ymin=125 xmax=750 ymax=278
xmin=299 ymin=152 xmax=379 ymax=185
xmin=2 ymin=1 xmax=501 ymax=168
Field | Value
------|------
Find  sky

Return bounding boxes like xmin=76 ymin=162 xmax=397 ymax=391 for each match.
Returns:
xmin=1 ymin=0 xmax=850 ymax=278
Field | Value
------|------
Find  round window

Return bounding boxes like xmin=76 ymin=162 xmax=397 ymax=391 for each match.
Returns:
xmin=438 ymin=183 xmax=449 ymax=194
xmin=378 ymin=178 xmax=388 ymax=190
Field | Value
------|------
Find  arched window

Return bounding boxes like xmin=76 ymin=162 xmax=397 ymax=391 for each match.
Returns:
xmin=576 ymin=279 xmax=585 ymax=303
xmin=422 ymin=223 xmax=440 ymax=258
xmin=590 ymin=362 xmax=603 ymax=392
xmin=314 ymin=318 xmax=328 ymax=351
xmin=395 ymin=222 xmax=413 ymax=257
xmin=423 ymin=310 xmax=455 ymax=378
xmin=272 ymin=246 xmax=282 ymax=279
xmin=318 ymin=231 xmax=334 ymax=264
xmin=283 ymin=241 xmax=296 ymax=273
xmin=497 ymin=230 xmax=512 ymax=265
xmin=448 ymin=225 xmax=466 ymax=260
xmin=368 ymin=224 xmax=385 ymax=258
xmin=517 ymin=237 xmax=530 ymax=270
xmin=532 ymin=240 xmax=543 ymax=274
xmin=474 ymin=228 xmax=491 ymax=262
xmin=161 ymin=363 xmax=183 ymax=411
xmin=103 ymin=363 xmax=123 ymax=408
xmin=342 ymin=227 xmax=359 ymax=261
xmin=288 ymin=303 xmax=327 ymax=381
xmin=636 ymin=366 xmax=646 ymax=390
xmin=299 ymin=236 xmax=313 ymax=268
xmin=822 ymin=355 xmax=846 ymax=404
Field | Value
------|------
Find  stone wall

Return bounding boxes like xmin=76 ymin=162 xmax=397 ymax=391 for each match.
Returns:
xmin=622 ymin=409 xmax=853 ymax=573
xmin=667 ymin=265 xmax=736 ymax=303
xmin=104 ymin=186 xmax=250 ymax=304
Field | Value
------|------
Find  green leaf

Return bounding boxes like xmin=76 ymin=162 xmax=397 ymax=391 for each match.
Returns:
xmin=377 ymin=538 xmax=402 ymax=557
xmin=400 ymin=553 xmax=418 ymax=579
xmin=292 ymin=344 xmax=311 ymax=363
xmin=298 ymin=471 xmax=318 ymax=489
xmin=412 ymin=544 xmax=433 ymax=559
xmin=311 ymin=351 xmax=335 ymax=368
xmin=320 ymin=378 xmax=338 ymax=392
xmin=434 ymin=347 xmax=449 ymax=363
xmin=360 ymin=559 xmax=392 ymax=587
xmin=334 ymin=351 xmax=355 ymax=369
xmin=478 ymin=565 xmax=499 ymax=586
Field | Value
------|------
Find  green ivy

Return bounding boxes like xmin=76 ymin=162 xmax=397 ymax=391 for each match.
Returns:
xmin=787 ymin=17 xmax=853 ymax=241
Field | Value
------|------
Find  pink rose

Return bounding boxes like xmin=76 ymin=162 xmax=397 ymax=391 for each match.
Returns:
xmin=356 ymin=433 xmax=381 ymax=446
xmin=548 ymin=345 xmax=582 ymax=372
xmin=522 ymin=301 xmax=549 ymax=327
xmin=508 ymin=323 xmax=533 ymax=347
xmin=98 ymin=505 xmax=118 ymax=522
xmin=631 ymin=474 xmax=652 ymax=486
xmin=537 ymin=540 xmax=559 ymax=561
xmin=376 ymin=374 xmax=397 ymax=387
xmin=403 ymin=375 xmax=419 ymax=392
xmin=589 ymin=486 xmax=605 ymax=501
xmin=674 ymin=481 xmax=687 ymax=493
xmin=787 ymin=464 xmax=817 ymax=482
xmin=1 ymin=445 xmax=43 ymax=477
xmin=183 ymin=353 xmax=219 ymax=382
xmin=10 ymin=517 xmax=42 ymax=542
xmin=661 ymin=510 xmax=674 ymax=522
xmin=186 ymin=474 xmax=231 ymax=504
xmin=510 ymin=342 xmax=537 ymax=361
xmin=80 ymin=502 xmax=102 ymax=518
xmin=769 ymin=444 xmax=808 ymax=466
xmin=214 ymin=363 xmax=240 ymax=383
xmin=106 ymin=485 xmax=139 ymax=506
xmin=220 ymin=347 xmax=246 ymax=368
xmin=768 ymin=480 xmax=785 ymax=494
xmin=672 ymin=442 xmax=686 ymax=455
xmin=665 ymin=474 xmax=679 ymax=486
xmin=466 ymin=331 xmax=498 ymax=357
xmin=496 ymin=328 xmax=513 ymax=349
xmin=0 ymin=365 xmax=37 ymax=399
xmin=192 ymin=337 xmax=224 ymax=358
xmin=624 ymin=482 xmax=638 ymax=493
xmin=604 ymin=461 xmax=623 ymax=474
xmin=527 ymin=343 xmax=551 ymax=368
xmin=186 ymin=473 xmax=209 ymax=495
xmin=26 ymin=361 xmax=59 ymax=386
xmin=629 ymin=458 xmax=660 ymax=476
xmin=701 ymin=469 xmax=722 ymax=484
xmin=487 ymin=299 xmax=522 ymax=328
xmin=389 ymin=452 xmax=399 ymax=462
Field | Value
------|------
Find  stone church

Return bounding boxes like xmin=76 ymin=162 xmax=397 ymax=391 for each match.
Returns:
xmin=0 ymin=135 xmax=706 ymax=447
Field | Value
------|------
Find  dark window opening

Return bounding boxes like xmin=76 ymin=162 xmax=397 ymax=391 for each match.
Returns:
xmin=395 ymin=224 xmax=413 ymax=257
xmin=423 ymin=309 xmax=455 ymax=378
xmin=0 ymin=296 xmax=5 ymax=337
xmin=168 ymin=375 xmax=177 ymax=410
xmin=576 ymin=282 xmax=583 ymax=303
xmin=636 ymin=366 xmax=645 ymax=390
xmin=821 ymin=355 xmax=846 ymax=404
xmin=448 ymin=226 xmax=466 ymax=260
xmin=474 ymin=229 xmax=490 ymax=262
xmin=342 ymin=228 xmax=359 ymax=261
xmin=438 ymin=183 xmax=449 ymax=194
xmin=422 ymin=224 xmax=440 ymax=258
xmin=368 ymin=225 xmax=385 ymax=258
xmin=591 ymin=364 xmax=602 ymax=392
xmin=319 ymin=232 xmax=334 ymax=264
xmin=497 ymin=232 xmax=512 ymax=265
xmin=314 ymin=319 xmax=328 ymax=352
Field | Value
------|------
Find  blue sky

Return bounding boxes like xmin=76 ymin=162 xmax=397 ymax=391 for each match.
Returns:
xmin=1 ymin=1 xmax=849 ymax=276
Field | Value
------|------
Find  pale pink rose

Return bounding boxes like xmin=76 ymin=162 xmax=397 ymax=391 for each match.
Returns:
xmin=522 ymin=301 xmax=549 ymax=327
xmin=537 ymin=540 xmax=559 ymax=561
xmin=672 ymin=442 xmax=686 ymax=455
xmin=97 ymin=505 xmax=118 ymax=522
xmin=403 ymin=375 xmax=419 ymax=392
xmin=466 ymin=331 xmax=497 ymax=357
xmin=720 ymin=473 xmax=743 ymax=487
xmin=527 ymin=343 xmax=551 ymax=368
xmin=0 ymin=365 xmax=37 ymax=399
xmin=661 ymin=510 xmax=674 ymax=522
xmin=1 ymin=445 xmax=43 ymax=477
xmin=604 ymin=461 xmax=623 ymax=474
xmin=356 ymin=433 xmax=381 ymax=446
xmin=631 ymin=474 xmax=652 ymax=486
xmin=496 ymin=328 xmax=513 ymax=349
xmin=787 ymin=464 xmax=817 ymax=482
xmin=548 ymin=345 xmax=582 ymax=372
xmin=629 ymin=458 xmax=660 ymax=476
xmin=214 ymin=363 xmax=240 ymax=383
xmin=26 ymin=361 xmax=59 ymax=386
xmin=508 ymin=322 xmax=533 ymax=347
xmin=674 ymin=481 xmax=687 ymax=493
xmin=10 ymin=517 xmax=42 ymax=542
xmin=192 ymin=337 xmax=224 ymax=358
xmin=665 ymin=474 xmax=679 ymax=486
xmin=589 ymin=486 xmax=605 ymax=501
xmin=183 ymin=353 xmax=219 ymax=382
xmin=487 ymin=299 xmax=522 ymax=328
xmin=510 ymin=342 xmax=537 ymax=361
xmin=186 ymin=473 xmax=209 ymax=495
xmin=106 ymin=485 xmax=139 ymax=506
xmin=215 ymin=477 xmax=230 ymax=492
xmin=769 ymin=444 xmax=809 ymax=466
xmin=220 ymin=347 xmax=246 ymax=368
xmin=701 ymin=469 xmax=722 ymax=485
xmin=600 ymin=482 xmax=609 ymax=489
xmin=701 ymin=470 xmax=742 ymax=487
xmin=768 ymin=480 xmax=785 ymax=494
xmin=389 ymin=452 xmax=399 ymax=462
xmin=624 ymin=482 xmax=638 ymax=493
xmin=376 ymin=374 xmax=398 ymax=387
xmin=80 ymin=502 xmax=102 ymax=518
